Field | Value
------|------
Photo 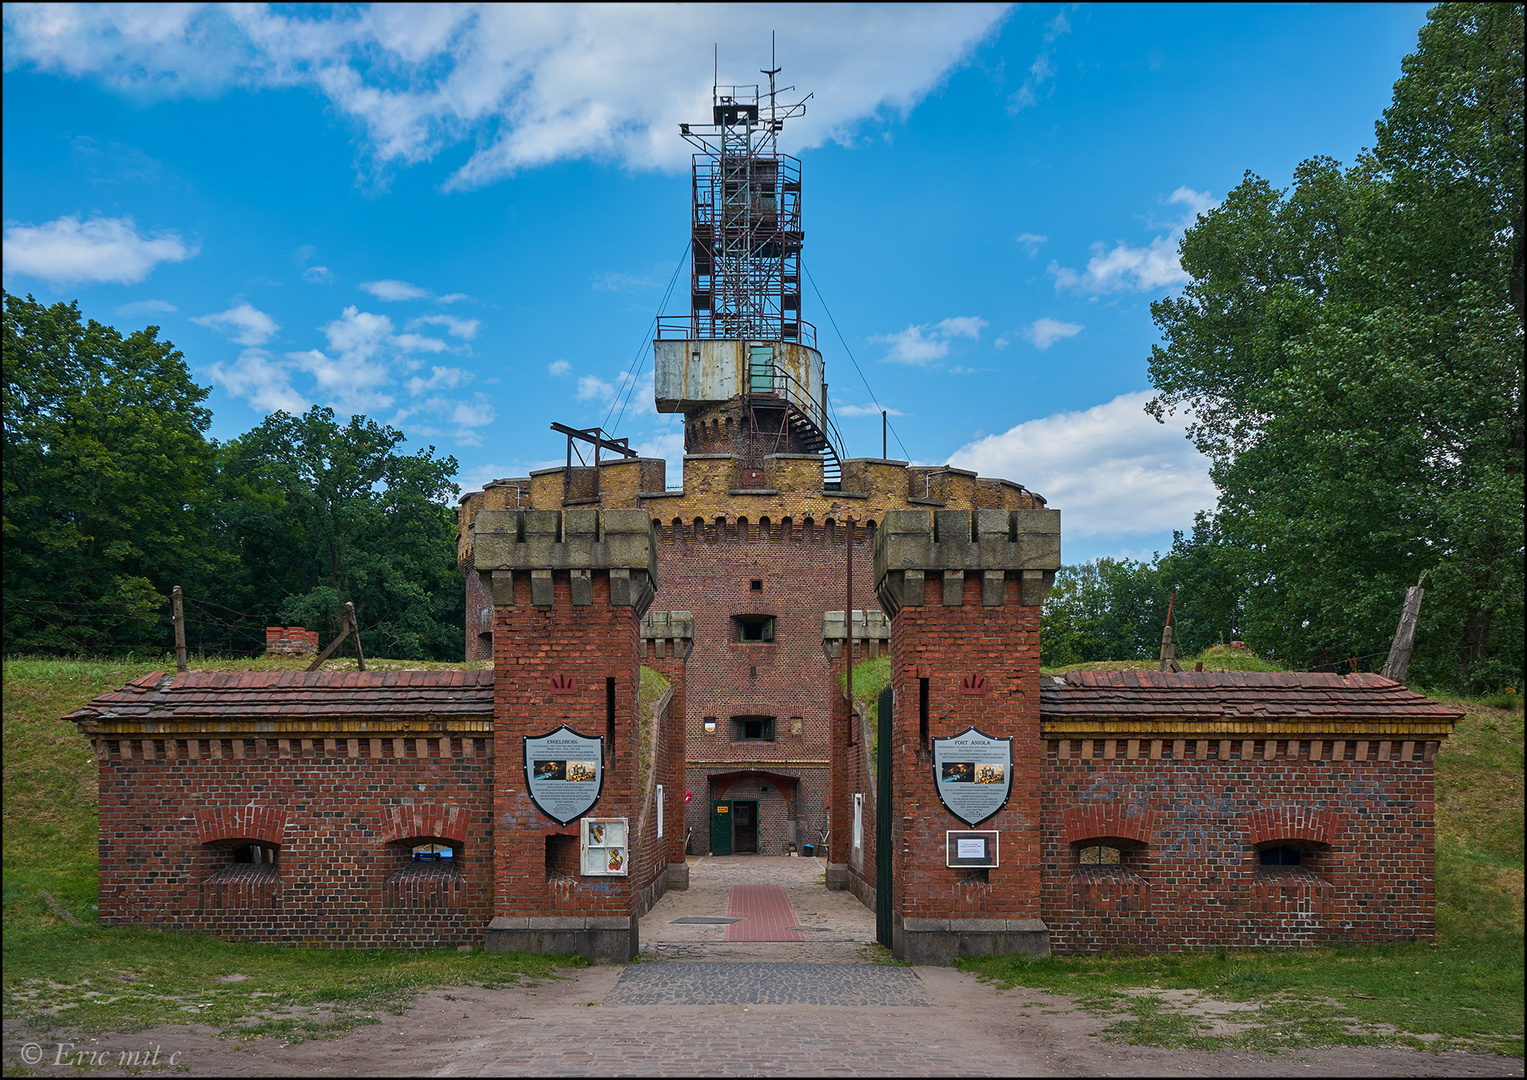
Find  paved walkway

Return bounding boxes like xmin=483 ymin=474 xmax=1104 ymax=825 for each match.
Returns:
xmin=641 ymin=854 xmax=876 ymax=963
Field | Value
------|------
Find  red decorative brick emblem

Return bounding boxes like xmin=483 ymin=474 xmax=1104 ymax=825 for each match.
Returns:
xmin=548 ymin=675 xmax=577 ymax=694
xmin=959 ymin=674 xmax=988 ymax=695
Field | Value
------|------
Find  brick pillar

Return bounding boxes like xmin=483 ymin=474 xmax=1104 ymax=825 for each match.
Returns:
xmin=874 ymin=508 xmax=1061 ymax=964
xmin=473 ymin=508 xmax=656 ymax=961
xmin=640 ymin=611 xmax=694 ymax=891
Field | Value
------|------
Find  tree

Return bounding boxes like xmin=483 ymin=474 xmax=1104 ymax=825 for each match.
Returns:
xmin=215 ymin=407 xmax=464 ymax=660
xmin=2 ymin=292 xmax=218 ymax=654
xmin=1146 ymin=4 xmax=1523 ymax=691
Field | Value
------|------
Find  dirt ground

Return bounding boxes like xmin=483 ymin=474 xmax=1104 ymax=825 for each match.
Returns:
xmin=4 ymin=857 xmax=1522 ymax=1078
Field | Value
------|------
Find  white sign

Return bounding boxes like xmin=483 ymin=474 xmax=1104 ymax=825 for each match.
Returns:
xmin=957 ymin=837 xmax=986 ymax=860
xmin=852 ymin=793 xmax=864 ymax=850
xmin=656 ymin=784 xmax=665 ymax=838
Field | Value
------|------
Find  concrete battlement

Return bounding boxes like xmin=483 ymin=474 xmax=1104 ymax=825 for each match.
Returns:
xmin=457 ymin=456 xmax=1047 ymax=573
xmin=873 ymin=508 xmax=1062 ymax=614
xmin=473 ymin=508 xmax=657 ymax=614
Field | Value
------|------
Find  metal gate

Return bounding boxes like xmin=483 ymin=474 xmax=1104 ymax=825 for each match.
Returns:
xmin=876 ymin=685 xmax=893 ymax=947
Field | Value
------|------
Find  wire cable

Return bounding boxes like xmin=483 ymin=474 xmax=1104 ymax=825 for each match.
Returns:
xmin=802 ymin=262 xmax=911 ymax=460
xmin=605 ymin=241 xmax=692 ymax=436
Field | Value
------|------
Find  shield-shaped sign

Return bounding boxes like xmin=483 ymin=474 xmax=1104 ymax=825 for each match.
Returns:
xmin=524 ymin=725 xmax=605 ymax=825
xmin=931 ymin=726 xmax=1013 ymax=827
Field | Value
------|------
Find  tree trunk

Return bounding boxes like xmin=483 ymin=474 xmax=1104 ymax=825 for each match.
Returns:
xmin=1380 ymin=586 xmax=1425 ymax=683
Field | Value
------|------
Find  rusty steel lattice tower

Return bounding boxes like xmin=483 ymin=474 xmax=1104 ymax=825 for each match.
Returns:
xmin=673 ymin=66 xmax=810 ymax=344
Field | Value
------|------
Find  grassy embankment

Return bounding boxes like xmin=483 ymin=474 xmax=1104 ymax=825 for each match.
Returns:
xmin=2 ymin=654 xmax=579 ymax=1043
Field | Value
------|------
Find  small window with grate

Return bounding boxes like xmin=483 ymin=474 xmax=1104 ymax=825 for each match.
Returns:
xmin=411 ymin=842 xmax=455 ymax=862
xmin=1258 ymin=845 xmax=1302 ymax=866
xmin=233 ymin=842 xmax=280 ymax=865
xmin=732 ymin=716 xmax=775 ymax=742
xmin=736 ymin=615 xmax=774 ymax=642
xmin=1077 ymin=845 xmax=1122 ymax=866
xmin=750 ymin=579 xmax=763 ymax=592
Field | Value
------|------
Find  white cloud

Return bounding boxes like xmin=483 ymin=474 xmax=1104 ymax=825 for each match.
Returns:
xmin=407 ymin=313 xmax=480 ymax=339
xmin=834 ymin=402 xmax=906 ymax=418
xmin=406 ymin=366 xmax=474 ymax=395
xmin=870 ymin=315 xmax=987 ymax=365
xmin=114 ymin=298 xmax=177 ymax=316
xmin=1015 ymin=232 xmax=1047 ymax=256
xmin=192 ymin=302 xmax=280 ymax=346
xmin=207 ymin=348 xmax=309 ymax=415
xmin=301 ymin=265 xmax=334 ymax=284
xmin=1008 ymin=11 xmax=1071 ymax=113
xmin=993 ymin=337 xmax=1010 ymax=349
xmin=436 ymin=293 xmax=473 ymax=304
xmin=359 ymin=279 xmax=428 ymax=301
xmin=947 ymin=390 xmax=1216 ymax=538
xmin=393 ymin=332 xmax=451 ymax=354
xmin=452 ymin=395 xmax=495 ymax=427
xmin=548 ymin=359 xmax=572 ymax=376
xmin=2 ymin=5 xmax=1008 ymax=187
xmin=1052 ymin=187 xmax=1217 ymax=294
xmin=2 ymin=214 xmax=195 ymax=286
xmin=577 ymin=374 xmax=615 ymax=402
xmin=1023 ymin=317 xmax=1084 ymax=350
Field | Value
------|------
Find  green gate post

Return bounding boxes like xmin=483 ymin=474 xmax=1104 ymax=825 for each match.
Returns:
xmin=876 ymin=685 xmax=894 ymax=947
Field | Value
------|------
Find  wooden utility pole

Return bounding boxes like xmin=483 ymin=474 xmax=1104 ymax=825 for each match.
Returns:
xmin=171 ymin=586 xmax=187 ymax=673
xmin=1380 ymin=575 xmax=1427 ymax=683
xmin=1158 ymin=587 xmax=1182 ymax=673
xmin=305 ymin=602 xmax=367 ymax=672
xmin=346 ymin=602 xmax=367 ymax=671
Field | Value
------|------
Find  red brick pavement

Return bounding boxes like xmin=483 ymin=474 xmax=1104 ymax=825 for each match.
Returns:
xmin=726 ymin=884 xmax=804 ymax=942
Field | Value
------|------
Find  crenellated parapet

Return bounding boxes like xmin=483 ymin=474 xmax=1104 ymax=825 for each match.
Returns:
xmin=639 ymin=610 xmax=695 ymax=660
xmin=472 ymin=508 xmax=657 ymax=617
xmin=458 ymin=456 xmax=1047 ymax=572
xmin=873 ymin=508 xmax=1062 ymax=617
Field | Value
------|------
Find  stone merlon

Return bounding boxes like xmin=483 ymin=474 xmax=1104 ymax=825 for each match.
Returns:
xmin=873 ymin=508 xmax=1062 ymax=616
xmin=474 ymin=509 xmax=657 ymax=615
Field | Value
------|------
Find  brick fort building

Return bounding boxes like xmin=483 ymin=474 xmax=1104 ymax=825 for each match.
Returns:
xmin=68 ymin=72 xmax=1460 ymax=963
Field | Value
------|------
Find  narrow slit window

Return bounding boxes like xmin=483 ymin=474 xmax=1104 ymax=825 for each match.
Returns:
xmin=605 ymin=677 xmax=616 ymax=766
xmin=919 ymin=677 xmax=930 ymax=751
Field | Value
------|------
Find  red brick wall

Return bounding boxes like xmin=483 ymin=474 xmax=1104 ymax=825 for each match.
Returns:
xmin=1041 ymin=738 xmax=1439 ymax=952
xmin=491 ymin=570 xmax=640 ymax=920
xmin=889 ymin=574 xmax=1043 ymax=922
xmin=654 ymin=525 xmax=876 ymax=855
xmin=92 ymin=735 xmax=492 ymax=947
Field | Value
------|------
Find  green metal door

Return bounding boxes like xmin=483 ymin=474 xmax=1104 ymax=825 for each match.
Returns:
xmin=710 ymin=800 xmax=734 ymax=855
xmin=876 ymin=685 xmax=893 ymax=947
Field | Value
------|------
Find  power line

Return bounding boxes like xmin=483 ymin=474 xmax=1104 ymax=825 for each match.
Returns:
xmin=605 ymin=241 xmax=692 ymax=436
xmin=802 ymin=262 xmax=911 ymax=460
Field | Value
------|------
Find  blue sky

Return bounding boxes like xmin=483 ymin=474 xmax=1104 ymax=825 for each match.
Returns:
xmin=2 ymin=3 xmax=1431 ymax=565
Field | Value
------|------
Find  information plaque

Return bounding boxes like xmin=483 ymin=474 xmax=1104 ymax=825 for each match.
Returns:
xmin=524 ymin=725 xmax=604 ymax=826
xmin=946 ymin=830 xmax=1000 ymax=868
xmin=931 ymin=726 xmax=1013 ymax=827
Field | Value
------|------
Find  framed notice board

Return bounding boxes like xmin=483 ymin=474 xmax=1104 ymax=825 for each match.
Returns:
xmin=946 ymin=830 xmax=999 ymax=868
xmin=580 ymin=816 xmax=629 ymax=876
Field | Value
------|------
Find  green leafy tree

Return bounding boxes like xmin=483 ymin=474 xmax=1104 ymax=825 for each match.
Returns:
xmin=1146 ymin=3 xmax=1523 ymax=691
xmin=2 ymin=292 xmax=218 ymax=654
xmin=215 ymin=407 xmax=464 ymax=660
